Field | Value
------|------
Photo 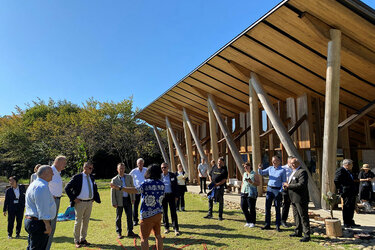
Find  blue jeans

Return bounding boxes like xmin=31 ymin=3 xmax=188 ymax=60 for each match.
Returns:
xmin=265 ymin=191 xmax=282 ymax=227
xmin=25 ymin=218 xmax=49 ymax=250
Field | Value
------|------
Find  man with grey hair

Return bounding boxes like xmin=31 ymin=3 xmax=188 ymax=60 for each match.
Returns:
xmin=24 ymin=165 xmax=56 ymax=250
xmin=334 ymin=159 xmax=360 ymax=228
xmin=130 ymin=158 xmax=147 ymax=226
xmin=47 ymin=155 xmax=67 ymax=249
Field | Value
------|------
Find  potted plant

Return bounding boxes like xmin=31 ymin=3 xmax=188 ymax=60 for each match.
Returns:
xmin=323 ymin=191 xmax=342 ymax=237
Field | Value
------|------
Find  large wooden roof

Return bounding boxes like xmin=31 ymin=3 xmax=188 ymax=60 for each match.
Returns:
xmin=137 ymin=0 xmax=375 ymax=138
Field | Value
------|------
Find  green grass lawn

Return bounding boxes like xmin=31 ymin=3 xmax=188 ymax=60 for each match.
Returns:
xmin=0 ymin=184 xmax=326 ymax=249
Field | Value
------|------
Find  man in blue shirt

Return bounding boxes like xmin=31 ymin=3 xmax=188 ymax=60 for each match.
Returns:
xmin=258 ymin=155 xmax=286 ymax=231
xmin=24 ymin=165 xmax=57 ymax=250
xmin=160 ymin=163 xmax=180 ymax=236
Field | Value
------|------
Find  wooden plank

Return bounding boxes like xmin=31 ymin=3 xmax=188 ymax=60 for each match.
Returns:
xmin=167 ymin=129 xmax=176 ymax=172
xmin=183 ymin=116 xmax=196 ymax=182
xmin=297 ymin=94 xmax=311 ymax=149
xmin=208 ymin=101 xmax=219 ymax=163
xmin=239 ymin=113 xmax=246 ymax=152
xmin=321 ymin=29 xmax=341 ymax=209
xmin=338 ymin=99 xmax=375 ymax=131
xmin=286 ymin=97 xmax=298 ymax=147
xmin=338 ymin=108 xmax=351 ymax=159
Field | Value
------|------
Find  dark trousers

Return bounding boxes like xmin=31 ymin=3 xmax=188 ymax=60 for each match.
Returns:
xmin=292 ymin=202 xmax=310 ymax=237
xmin=208 ymin=189 xmax=224 ymax=218
xmin=281 ymin=191 xmax=291 ymax=222
xmin=7 ymin=205 xmax=24 ymax=236
xmin=200 ymin=177 xmax=207 ymax=192
xmin=265 ymin=191 xmax=282 ymax=227
xmin=116 ymin=197 xmax=133 ymax=235
xmin=176 ymin=190 xmax=185 ymax=210
xmin=133 ymin=193 xmax=141 ymax=223
xmin=25 ymin=218 xmax=49 ymax=250
xmin=342 ymin=195 xmax=356 ymax=225
xmin=240 ymin=193 xmax=256 ymax=224
xmin=162 ymin=193 xmax=179 ymax=231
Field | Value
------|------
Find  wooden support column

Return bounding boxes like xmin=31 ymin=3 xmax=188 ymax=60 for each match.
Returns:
xmin=183 ymin=115 xmax=195 ymax=183
xmin=182 ymin=108 xmax=208 ymax=162
xmin=167 ymin=129 xmax=176 ymax=172
xmin=321 ymin=29 xmax=341 ymax=209
xmin=250 ymin=72 xmax=321 ymax=208
xmin=249 ymin=82 xmax=263 ymax=195
xmin=152 ymin=125 xmax=170 ymax=167
xmin=165 ymin=116 xmax=189 ymax=176
xmin=208 ymin=101 xmax=219 ymax=164
xmin=338 ymin=108 xmax=351 ymax=159
xmin=207 ymin=94 xmax=244 ymax=176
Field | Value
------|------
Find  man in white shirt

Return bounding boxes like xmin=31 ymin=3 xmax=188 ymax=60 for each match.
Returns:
xmin=47 ymin=155 xmax=67 ymax=250
xmin=65 ymin=161 xmax=101 ymax=248
xmin=197 ymin=158 xmax=209 ymax=194
xmin=129 ymin=158 xmax=147 ymax=226
xmin=281 ymin=156 xmax=293 ymax=228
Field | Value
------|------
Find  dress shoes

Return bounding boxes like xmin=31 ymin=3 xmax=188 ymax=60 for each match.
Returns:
xmin=275 ymin=226 xmax=281 ymax=232
xmin=351 ymin=223 xmax=361 ymax=228
xmin=300 ymin=237 xmax=311 ymax=242
xmin=117 ymin=235 xmax=124 ymax=239
xmin=75 ymin=242 xmax=81 ymax=248
xmin=175 ymin=230 xmax=180 ymax=236
xmin=133 ymin=221 xmax=139 ymax=226
xmin=203 ymin=214 xmax=212 ymax=219
xmin=127 ymin=231 xmax=137 ymax=238
xmin=79 ymin=240 xmax=90 ymax=246
xmin=289 ymin=233 xmax=302 ymax=237
xmin=164 ymin=229 xmax=170 ymax=234
xmin=218 ymin=217 xmax=224 ymax=221
xmin=281 ymin=221 xmax=290 ymax=228
xmin=261 ymin=225 xmax=271 ymax=230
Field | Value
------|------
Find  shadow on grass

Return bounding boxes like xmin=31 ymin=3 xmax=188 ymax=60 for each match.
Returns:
xmin=181 ymin=223 xmax=233 ymax=231
xmin=162 ymin=236 xmax=227 ymax=249
xmin=185 ymin=230 xmax=271 ymax=241
xmin=54 ymin=236 xmax=74 ymax=243
xmin=89 ymin=218 xmax=102 ymax=221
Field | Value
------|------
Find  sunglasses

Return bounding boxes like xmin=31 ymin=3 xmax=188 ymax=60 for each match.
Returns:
xmin=161 ymin=167 xmax=167 ymax=169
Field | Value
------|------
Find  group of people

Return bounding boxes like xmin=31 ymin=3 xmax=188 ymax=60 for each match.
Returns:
xmin=2 ymin=153 xmax=374 ymax=249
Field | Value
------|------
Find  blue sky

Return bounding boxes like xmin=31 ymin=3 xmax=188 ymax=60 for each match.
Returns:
xmin=1 ymin=0 xmax=374 ymax=116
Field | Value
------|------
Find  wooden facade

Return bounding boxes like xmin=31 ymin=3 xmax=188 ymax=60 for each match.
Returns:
xmin=137 ymin=0 xmax=375 ymax=208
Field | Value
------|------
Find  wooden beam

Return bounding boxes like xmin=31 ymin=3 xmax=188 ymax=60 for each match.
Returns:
xmin=152 ymin=125 xmax=170 ymax=167
xmin=338 ymin=99 xmax=375 ymax=131
xmin=260 ymin=128 xmax=276 ymax=138
xmin=207 ymin=102 xmax=219 ymax=164
xmin=301 ymin=12 xmax=375 ymax=66
xmin=288 ymin=114 xmax=307 ymax=136
xmin=251 ymin=72 xmax=321 ymax=208
xmin=166 ymin=116 xmax=189 ymax=176
xmin=217 ymin=127 xmax=243 ymax=144
xmin=249 ymin=81 xmax=263 ymax=196
xmin=167 ymin=129 xmax=176 ymax=172
xmin=168 ymin=100 xmax=208 ymax=121
xmin=183 ymin=116 xmax=195 ymax=182
xmin=207 ymin=94 xmax=244 ymax=176
xmin=321 ymin=29 xmax=341 ymax=210
xmin=234 ymin=125 xmax=251 ymax=142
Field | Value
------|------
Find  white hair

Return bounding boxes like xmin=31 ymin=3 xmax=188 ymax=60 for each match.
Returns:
xmin=342 ymin=159 xmax=353 ymax=166
xmin=137 ymin=158 xmax=144 ymax=164
xmin=37 ymin=165 xmax=52 ymax=177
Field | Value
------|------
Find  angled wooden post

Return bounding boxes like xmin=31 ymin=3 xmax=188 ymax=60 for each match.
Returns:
xmin=165 ymin=116 xmax=189 ymax=176
xmin=321 ymin=29 xmax=341 ymax=209
xmin=182 ymin=108 xmax=208 ymax=162
xmin=249 ymin=82 xmax=263 ymax=196
xmin=250 ymin=72 xmax=321 ymax=208
xmin=207 ymin=94 xmax=244 ymax=176
xmin=152 ymin=125 xmax=170 ymax=167
xmin=167 ymin=129 xmax=176 ymax=172
xmin=183 ymin=116 xmax=195 ymax=182
xmin=208 ymin=101 xmax=219 ymax=165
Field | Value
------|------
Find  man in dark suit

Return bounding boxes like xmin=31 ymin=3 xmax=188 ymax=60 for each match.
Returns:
xmin=65 ymin=161 xmax=101 ymax=248
xmin=160 ymin=162 xmax=180 ymax=236
xmin=334 ymin=159 xmax=360 ymax=228
xmin=3 ymin=176 xmax=26 ymax=239
xmin=283 ymin=157 xmax=310 ymax=242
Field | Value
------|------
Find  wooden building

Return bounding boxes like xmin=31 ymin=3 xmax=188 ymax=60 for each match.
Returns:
xmin=136 ymin=0 xmax=375 ymax=209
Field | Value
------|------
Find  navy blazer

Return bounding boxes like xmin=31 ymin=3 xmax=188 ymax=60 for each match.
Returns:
xmin=3 ymin=184 xmax=26 ymax=212
xmin=65 ymin=173 xmax=101 ymax=207
xmin=334 ymin=167 xmax=356 ymax=197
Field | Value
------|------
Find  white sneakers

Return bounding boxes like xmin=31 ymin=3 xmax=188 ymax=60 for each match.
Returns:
xmin=244 ymin=223 xmax=255 ymax=228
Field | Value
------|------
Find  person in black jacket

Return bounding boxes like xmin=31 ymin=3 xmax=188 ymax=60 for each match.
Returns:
xmin=160 ymin=162 xmax=180 ymax=236
xmin=65 ymin=162 xmax=101 ymax=248
xmin=334 ymin=159 xmax=360 ymax=228
xmin=3 ymin=176 xmax=26 ymax=239
xmin=283 ymin=158 xmax=310 ymax=242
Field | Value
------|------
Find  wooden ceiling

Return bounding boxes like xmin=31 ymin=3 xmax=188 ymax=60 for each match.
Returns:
xmin=136 ymin=0 xmax=375 ymax=145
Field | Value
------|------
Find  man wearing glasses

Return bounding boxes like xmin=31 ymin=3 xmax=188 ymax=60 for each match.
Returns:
xmin=65 ymin=161 xmax=101 ymax=248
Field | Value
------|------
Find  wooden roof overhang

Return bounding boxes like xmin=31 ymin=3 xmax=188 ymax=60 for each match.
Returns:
xmin=136 ymin=0 xmax=375 ymax=146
